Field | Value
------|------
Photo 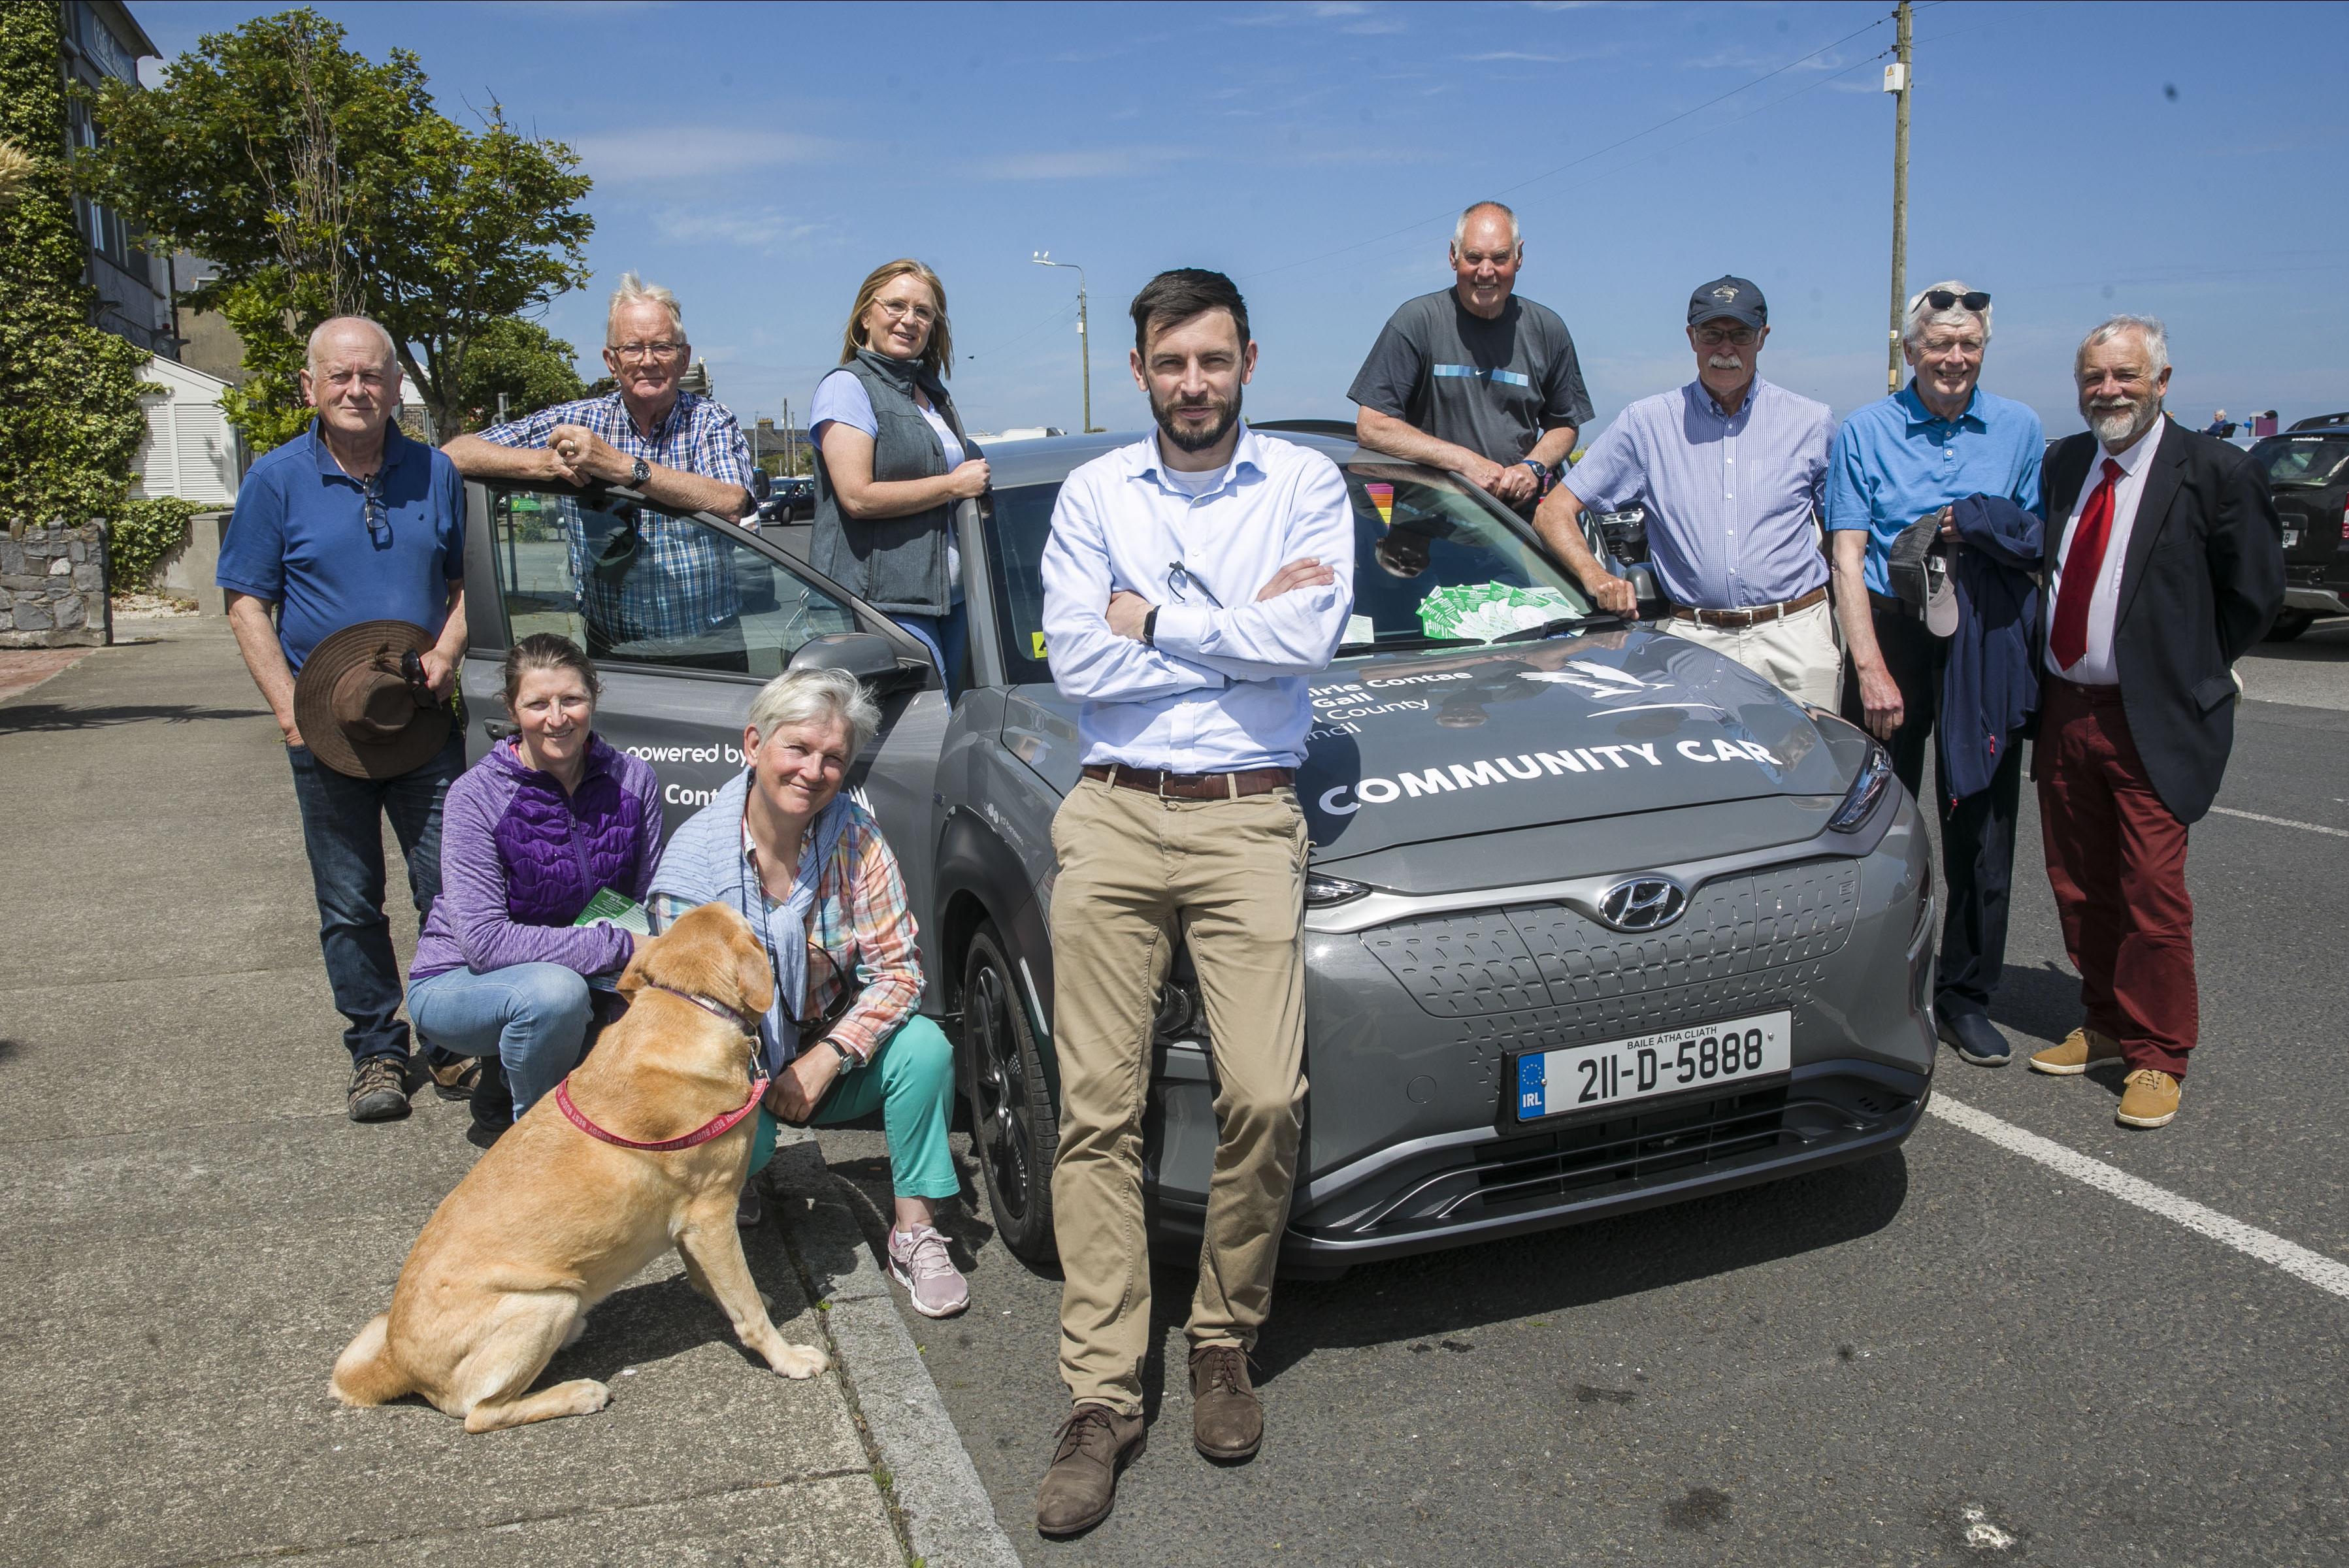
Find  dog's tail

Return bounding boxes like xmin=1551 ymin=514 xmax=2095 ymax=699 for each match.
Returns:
xmin=329 ymin=1313 xmax=411 ymax=1407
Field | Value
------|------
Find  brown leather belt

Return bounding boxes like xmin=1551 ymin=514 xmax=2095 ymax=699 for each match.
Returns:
xmin=1669 ymin=585 xmax=1829 ymax=629
xmin=1081 ymin=764 xmax=1295 ymax=800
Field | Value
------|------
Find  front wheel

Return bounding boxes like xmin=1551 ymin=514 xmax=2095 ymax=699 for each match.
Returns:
xmin=960 ymin=922 xmax=1059 ymax=1267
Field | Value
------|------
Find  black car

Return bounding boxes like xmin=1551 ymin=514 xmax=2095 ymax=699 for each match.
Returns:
xmin=756 ymin=474 xmax=815 ymax=526
xmin=2249 ymin=419 xmax=2349 ymax=640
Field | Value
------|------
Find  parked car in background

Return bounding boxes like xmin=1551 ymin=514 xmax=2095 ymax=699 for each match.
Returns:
xmin=756 ymin=474 xmax=815 ymax=525
xmin=2248 ymin=421 xmax=2349 ymax=640
xmin=456 ymin=425 xmax=1935 ymax=1274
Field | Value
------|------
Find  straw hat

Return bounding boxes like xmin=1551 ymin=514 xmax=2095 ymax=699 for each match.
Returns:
xmin=293 ymin=620 xmax=453 ymax=778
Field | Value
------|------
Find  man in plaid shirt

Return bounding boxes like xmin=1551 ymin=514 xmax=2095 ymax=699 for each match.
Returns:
xmin=446 ymin=274 xmax=760 ymax=670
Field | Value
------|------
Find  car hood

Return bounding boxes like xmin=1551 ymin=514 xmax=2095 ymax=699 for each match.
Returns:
xmin=1001 ymin=630 xmax=1850 ymax=861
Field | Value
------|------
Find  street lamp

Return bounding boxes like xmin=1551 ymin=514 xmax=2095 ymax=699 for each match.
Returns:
xmin=1032 ymin=252 xmax=1096 ymax=434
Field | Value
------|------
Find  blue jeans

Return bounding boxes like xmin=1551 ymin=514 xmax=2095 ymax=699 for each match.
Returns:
xmin=747 ymin=1014 xmax=960 ymax=1200
xmin=891 ymin=601 xmax=968 ymax=702
xmin=406 ymin=962 xmax=595 ymax=1119
xmin=286 ymin=734 xmax=464 ymax=1064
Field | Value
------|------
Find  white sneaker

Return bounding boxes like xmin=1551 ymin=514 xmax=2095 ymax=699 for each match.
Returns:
xmin=887 ymin=1224 xmax=970 ymax=1318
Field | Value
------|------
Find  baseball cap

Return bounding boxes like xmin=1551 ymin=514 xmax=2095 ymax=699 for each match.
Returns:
xmin=1888 ymin=515 xmax=1958 ymax=637
xmin=1688 ymin=276 xmax=1767 ymax=331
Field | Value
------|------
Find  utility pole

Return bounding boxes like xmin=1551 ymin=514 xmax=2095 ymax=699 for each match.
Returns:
xmin=1032 ymin=252 xmax=1096 ymax=433
xmin=1884 ymin=0 xmax=1912 ymax=394
xmin=783 ymin=397 xmax=795 ymax=474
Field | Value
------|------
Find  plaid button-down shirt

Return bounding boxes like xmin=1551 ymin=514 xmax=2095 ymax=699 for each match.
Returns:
xmin=478 ymin=390 xmax=756 ymax=640
xmin=648 ymin=796 xmax=923 ymax=1065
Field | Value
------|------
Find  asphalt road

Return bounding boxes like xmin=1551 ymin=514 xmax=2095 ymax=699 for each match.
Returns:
xmin=816 ymin=619 xmax=2348 ymax=1568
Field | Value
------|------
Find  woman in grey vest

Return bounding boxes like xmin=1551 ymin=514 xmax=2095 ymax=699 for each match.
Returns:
xmin=810 ymin=259 xmax=989 ymax=697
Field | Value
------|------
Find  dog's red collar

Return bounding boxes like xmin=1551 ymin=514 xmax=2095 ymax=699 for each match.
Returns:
xmin=555 ymin=1073 xmax=768 ymax=1152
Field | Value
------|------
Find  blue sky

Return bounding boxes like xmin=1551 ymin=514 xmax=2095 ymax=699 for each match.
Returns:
xmin=137 ymin=0 xmax=2349 ymax=442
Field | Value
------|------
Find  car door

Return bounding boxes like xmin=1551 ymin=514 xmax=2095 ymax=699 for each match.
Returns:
xmin=459 ymin=481 xmax=954 ymax=1005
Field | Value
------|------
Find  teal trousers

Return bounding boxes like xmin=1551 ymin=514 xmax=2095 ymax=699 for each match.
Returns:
xmin=747 ymin=1013 xmax=959 ymax=1200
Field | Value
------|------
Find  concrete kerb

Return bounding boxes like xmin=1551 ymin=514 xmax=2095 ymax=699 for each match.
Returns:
xmin=763 ymin=1134 xmax=1025 ymax=1568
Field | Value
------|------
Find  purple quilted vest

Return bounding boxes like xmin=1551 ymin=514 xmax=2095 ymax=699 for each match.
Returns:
xmin=489 ymin=736 xmax=645 ymax=926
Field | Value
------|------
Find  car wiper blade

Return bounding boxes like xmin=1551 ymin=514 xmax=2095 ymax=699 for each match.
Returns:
xmin=1337 ymin=635 xmax=1481 ymax=654
xmin=1492 ymin=613 xmax=1628 ymax=642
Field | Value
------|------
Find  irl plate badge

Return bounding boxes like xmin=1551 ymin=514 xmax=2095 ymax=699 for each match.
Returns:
xmin=1518 ymin=1053 xmax=1547 ymax=1117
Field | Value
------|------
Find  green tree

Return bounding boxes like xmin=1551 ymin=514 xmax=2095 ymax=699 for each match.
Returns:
xmin=454 ymin=315 xmax=587 ymax=430
xmin=0 ymin=0 xmax=148 ymax=532
xmin=82 ymin=8 xmax=592 ymax=448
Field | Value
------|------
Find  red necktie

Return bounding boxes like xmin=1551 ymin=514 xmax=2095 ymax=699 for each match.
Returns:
xmin=2050 ymin=457 xmax=2124 ymax=672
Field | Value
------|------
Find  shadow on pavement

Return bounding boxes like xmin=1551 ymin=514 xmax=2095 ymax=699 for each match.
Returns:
xmin=0 ymin=700 xmax=269 ymax=733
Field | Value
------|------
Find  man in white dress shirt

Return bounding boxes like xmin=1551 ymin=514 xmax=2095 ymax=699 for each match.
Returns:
xmin=1030 ymin=269 xmax=1354 ymax=1536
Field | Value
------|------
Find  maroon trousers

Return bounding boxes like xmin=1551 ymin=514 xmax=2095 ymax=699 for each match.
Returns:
xmin=2035 ymin=679 xmax=2197 ymax=1077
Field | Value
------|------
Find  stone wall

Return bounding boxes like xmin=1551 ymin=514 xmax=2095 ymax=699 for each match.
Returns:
xmin=1 ymin=524 xmax=112 ymax=649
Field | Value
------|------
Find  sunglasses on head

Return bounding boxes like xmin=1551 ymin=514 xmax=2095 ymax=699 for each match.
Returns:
xmin=1922 ymin=289 xmax=1990 ymax=312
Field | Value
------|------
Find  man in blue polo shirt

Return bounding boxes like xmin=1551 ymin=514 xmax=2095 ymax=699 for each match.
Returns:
xmin=1828 ymin=281 xmax=2043 ymax=1069
xmin=217 ymin=316 xmax=468 ymax=1122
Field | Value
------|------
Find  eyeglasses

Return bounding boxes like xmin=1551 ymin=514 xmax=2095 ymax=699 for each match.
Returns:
xmin=1921 ymin=289 xmax=1990 ymax=312
xmin=1166 ymin=559 xmax=1224 ymax=607
xmin=362 ymin=471 xmax=390 ymax=549
xmin=873 ymin=298 xmax=938 ymax=327
xmin=1693 ymin=325 xmax=1758 ymax=348
xmin=610 ymin=340 xmax=686 ymax=363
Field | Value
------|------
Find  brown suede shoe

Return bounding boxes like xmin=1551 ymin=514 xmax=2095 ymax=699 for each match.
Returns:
xmin=1189 ymin=1344 xmax=1262 ymax=1462
xmin=2029 ymin=1026 xmax=2123 ymax=1076
xmin=1034 ymin=1403 xmax=1145 ymax=1537
xmin=2116 ymin=1068 xmax=2181 ymax=1129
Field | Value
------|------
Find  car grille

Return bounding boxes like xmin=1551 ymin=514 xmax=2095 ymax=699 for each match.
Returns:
xmin=1361 ymin=859 xmax=1862 ymax=1100
xmin=1473 ymin=1085 xmax=1791 ymax=1209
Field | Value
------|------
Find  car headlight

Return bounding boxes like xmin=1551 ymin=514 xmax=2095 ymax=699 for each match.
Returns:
xmin=1304 ymin=872 xmax=1371 ymax=907
xmin=1828 ymin=742 xmax=1894 ymax=832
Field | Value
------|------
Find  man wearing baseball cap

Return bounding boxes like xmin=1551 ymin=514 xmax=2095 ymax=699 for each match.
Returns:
xmin=216 ymin=316 xmax=469 ymax=1122
xmin=1534 ymin=275 xmax=1841 ymax=706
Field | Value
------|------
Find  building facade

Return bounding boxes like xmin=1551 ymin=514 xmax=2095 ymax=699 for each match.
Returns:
xmin=59 ymin=1 xmax=173 ymax=357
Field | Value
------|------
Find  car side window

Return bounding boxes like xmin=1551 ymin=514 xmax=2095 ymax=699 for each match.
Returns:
xmin=487 ymin=488 xmax=860 ymax=677
xmin=985 ymin=483 xmax=1059 ymax=685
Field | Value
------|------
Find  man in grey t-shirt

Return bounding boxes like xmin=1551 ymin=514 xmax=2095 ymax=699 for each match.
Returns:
xmin=1349 ymin=200 xmax=1593 ymax=514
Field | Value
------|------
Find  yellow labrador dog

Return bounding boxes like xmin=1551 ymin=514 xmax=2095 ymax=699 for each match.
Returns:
xmin=331 ymin=902 xmax=830 ymax=1431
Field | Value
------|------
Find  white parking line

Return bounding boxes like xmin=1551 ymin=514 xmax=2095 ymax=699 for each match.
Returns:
xmin=2209 ymin=806 xmax=2349 ymax=839
xmin=1927 ymin=1096 xmax=2349 ymax=1302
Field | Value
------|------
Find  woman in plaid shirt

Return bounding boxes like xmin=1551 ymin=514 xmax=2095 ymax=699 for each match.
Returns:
xmin=648 ymin=667 xmax=967 ymax=1318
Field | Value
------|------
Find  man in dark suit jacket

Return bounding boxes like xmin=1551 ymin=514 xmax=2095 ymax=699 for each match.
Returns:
xmin=2026 ymin=315 xmax=2284 ymax=1129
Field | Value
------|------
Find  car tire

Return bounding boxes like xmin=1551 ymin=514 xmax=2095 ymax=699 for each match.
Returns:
xmin=960 ymin=921 xmax=1059 ymax=1267
xmin=2265 ymin=610 xmax=2317 ymax=642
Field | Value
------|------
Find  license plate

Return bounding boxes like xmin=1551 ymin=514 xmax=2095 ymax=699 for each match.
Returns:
xmin=1511 ymin=1010 xmax=1791 ymax=1122
xmin=2284 ymin=527 xmax=2300 ymax=548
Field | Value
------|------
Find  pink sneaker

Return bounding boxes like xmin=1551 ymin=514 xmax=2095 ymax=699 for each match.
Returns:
xmin=887 ymin=1224 xmax=970 ymax=1318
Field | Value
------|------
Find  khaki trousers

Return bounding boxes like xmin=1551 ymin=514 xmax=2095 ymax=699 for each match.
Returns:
xmin=1047 ymin=776 xmax=1309 ymax=1414
xmin=1660 ymin=598 xmax=1842 ymax=709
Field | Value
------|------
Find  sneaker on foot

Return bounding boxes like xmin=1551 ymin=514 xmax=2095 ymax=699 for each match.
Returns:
xmin=1189 ymin=1343 xmax=1262 ymax=1461
xmin=2029 ymin=1026 xmax=2123 ymax=1075
xmin=347 ymin=1054 xmax=412 ymax=1122
xmin=1938 ymin=1009 xmax=2011 ymax=1067
xmin=736 ymin=1186 xmax=765 ymax=1228
xmin=424 ymin=1052 xmax=482 ymax=1101
xmin=2116 ymin=1068 xmax=2180 ymax=1128
xmin=887 ymin=1223 xmax=970 ymax=1318
xmin=1034 ymin=1403 xmax=1145 ymax=1538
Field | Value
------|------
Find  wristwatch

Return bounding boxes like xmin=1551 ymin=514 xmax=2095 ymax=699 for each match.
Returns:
xmin=1142 ymin=606 xmax=1159 ymax=647
xmin=629 ymin=455 xmax=651 ymax=488
xmin=1521 ymin=458 xmax=1551 ymax=485
xmin=825 ymin=1037 xmax=861 ymax=1072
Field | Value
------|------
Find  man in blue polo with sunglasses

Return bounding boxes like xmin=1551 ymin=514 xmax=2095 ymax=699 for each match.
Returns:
xmin=218 ymin=316 xmax=468 ymax=1122
xmin=1828 ymin=280 xmax=2045 ymax=1070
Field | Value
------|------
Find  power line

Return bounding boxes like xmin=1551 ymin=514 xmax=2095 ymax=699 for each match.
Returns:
xmin=1238 ymin=11 xmax=1896 ymax=284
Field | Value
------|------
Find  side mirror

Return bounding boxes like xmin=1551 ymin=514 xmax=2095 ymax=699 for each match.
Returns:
xmin=1622 ymin=562 xmax=1667 ymax=619
xmin=788 ymin=630 xmax=928 ymax=695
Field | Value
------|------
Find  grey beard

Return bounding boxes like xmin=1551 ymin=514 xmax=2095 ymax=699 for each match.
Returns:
xmin=2090 ymin=399 xmax=2160 ymax=448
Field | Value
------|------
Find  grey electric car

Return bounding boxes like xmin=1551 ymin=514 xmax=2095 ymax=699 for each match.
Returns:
xmin=455 ymin=426 xmax=1936 ymax=1271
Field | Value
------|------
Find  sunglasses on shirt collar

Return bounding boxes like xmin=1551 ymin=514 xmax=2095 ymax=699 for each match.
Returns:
xmin=1921 ymin=289 xmax=1990 ymax=312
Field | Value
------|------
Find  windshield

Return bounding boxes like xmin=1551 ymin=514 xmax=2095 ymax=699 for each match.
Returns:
xmin=2253 ymin=435 xmax=2349 ymax=489
xmin=984 ymin=451 xmax=1598 ymax=687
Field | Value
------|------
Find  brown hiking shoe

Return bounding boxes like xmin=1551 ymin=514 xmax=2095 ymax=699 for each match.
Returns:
xmin=1034 ymin=1403 xmax=1145 ymax=1537
xmin=2116 ymin=1068 xmax=2181 ymax=1129
xmin=346 ymin=1054 xmax=412 ymax=1122
xmin=1189 ymin=1344 xmax=1262 ymax=1462
xmin=2029 ymin=1026 xmax=2123 ymax=1076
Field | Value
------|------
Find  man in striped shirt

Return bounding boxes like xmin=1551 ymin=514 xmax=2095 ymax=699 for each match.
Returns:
xmin=446 ymin=274 xmax=759 ymax=668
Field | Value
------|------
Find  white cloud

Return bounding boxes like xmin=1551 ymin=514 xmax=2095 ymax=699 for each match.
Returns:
xmin=649 ymin=204 xmax=837 ymax=255
xmin=572 ymin=128 xmax=844 ymax=184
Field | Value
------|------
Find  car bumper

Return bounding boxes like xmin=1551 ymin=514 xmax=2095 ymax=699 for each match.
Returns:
xmin=2283 ymin=585 xmax=2348 ymax=615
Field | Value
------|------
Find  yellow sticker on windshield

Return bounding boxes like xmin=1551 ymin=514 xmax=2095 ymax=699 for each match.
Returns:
xmin=1031 ymin=632 xmax=1048 ymax=660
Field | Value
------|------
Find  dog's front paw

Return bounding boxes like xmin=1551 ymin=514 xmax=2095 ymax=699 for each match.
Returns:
xmin=768 ymin=1343 xmax=832 ymax=1380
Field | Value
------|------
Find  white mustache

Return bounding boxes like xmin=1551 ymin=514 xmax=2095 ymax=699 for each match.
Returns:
xmin=1707 ymin=355 xmax=1743 ymax=372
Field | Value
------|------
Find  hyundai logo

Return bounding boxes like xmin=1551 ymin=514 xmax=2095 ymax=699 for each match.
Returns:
xmin=1596 ymin=875 xmax=1688 ymax=932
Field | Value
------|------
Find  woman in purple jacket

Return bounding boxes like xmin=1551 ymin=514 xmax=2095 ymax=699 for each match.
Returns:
xmin=406 ymin=634 xmax=665 ymax=1125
